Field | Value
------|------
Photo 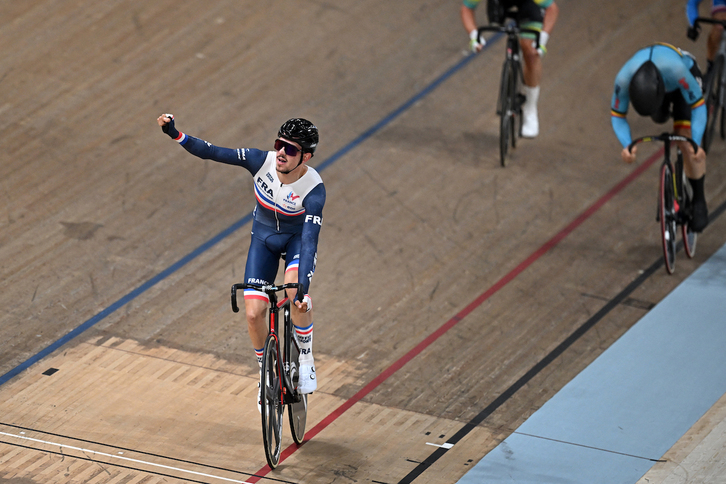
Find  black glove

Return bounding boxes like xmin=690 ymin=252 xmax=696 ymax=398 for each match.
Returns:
xmin=161 ymin=114 xmax=180 ymax=139
xmin=687 ymin=26 xmax=700 ymax=41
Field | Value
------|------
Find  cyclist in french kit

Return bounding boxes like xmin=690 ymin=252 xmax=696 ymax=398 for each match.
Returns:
xmin=157 ymin=114 xmax=325 ymax=403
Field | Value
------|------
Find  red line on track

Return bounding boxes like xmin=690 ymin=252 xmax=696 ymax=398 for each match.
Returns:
xmin=248 ymin=150 xmax=663 ymax=482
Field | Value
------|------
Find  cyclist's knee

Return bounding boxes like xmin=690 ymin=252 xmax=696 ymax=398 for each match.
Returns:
xmin=283 ymin=268 xmax=300 ymax=300
xmin=520 ymin=41 xmax=540 ymax=66
xmin=244 ymin=299 xmax=267 ymax=327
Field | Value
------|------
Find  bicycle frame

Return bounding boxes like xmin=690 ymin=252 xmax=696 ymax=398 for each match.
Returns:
xmin=629 ymin=133 xmax=696 ymax=204
xmin=231 ymin=281 xmax=307 ymax=468
xmin=628 ymin=133 xmax=699 ymax=273
xmin=231 ymin=282 xmax=304 ymax=405
xmin=477 ymin=23 xmax=540 ymax=166
xmin=477 ymin=23 xmax=540 ymax=113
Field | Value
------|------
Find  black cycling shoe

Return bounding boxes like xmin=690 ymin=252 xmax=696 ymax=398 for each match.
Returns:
xmin=691 ymin=199 xmax=709 ymax=232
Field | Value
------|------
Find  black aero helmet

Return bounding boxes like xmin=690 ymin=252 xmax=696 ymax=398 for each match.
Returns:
xmin=278 ymin=118 xmax=319 ymax=155
xmin=629 ymin=61 xmax=665 ymax=116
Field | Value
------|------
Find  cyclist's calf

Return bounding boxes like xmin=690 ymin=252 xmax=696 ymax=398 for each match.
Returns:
xmin=519 ymin=38 xmax=541 ymax=86
xmin=244 ymin=297 xmax=269 ymax=350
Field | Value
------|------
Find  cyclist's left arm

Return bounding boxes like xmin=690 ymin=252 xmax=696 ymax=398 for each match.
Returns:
xmin=691 ymin=100 xmax=707 ymax=146
xmin=673 ymin=63 xmax=707 ymax=145
xmin=541 ymin=1 xmax=559 ymax=34
xmin=297 ymin=184 xmax=326 ymax=299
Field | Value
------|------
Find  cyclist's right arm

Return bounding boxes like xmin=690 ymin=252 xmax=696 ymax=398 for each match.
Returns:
xmin=461 ymin=0 xmax=484 ymax=52
xmin=610 ymin=67 xmax=634 ymax=149
xmin=686 ymin=0 xmax=703 ymax=26
xmin=158 ymin=114 xmax=266 ymax=174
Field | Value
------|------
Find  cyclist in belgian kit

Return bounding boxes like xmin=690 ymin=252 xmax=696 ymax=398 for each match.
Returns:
xmin=611 ymin=43 xmax=709 ymax=232
xmin=686 ymin=0 xmax=726 ymax=79
xmin=157 ymin=114 xmax=325 ymax=397
xmin=461 ymin=0 xmax=559 ymax=138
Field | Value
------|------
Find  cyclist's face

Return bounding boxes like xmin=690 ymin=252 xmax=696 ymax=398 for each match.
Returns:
xmin=275 ymin=137 xmax=303 ymax=171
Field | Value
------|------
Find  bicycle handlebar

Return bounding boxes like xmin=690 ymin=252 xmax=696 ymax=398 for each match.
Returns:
xmin=230 ymin=282 xmax=304 ymax=313
xmin=477 ymin=24 xmax=541 ymax=48
xmin=692 ymin=17 xmax=726 ymax=29
xmin=689 ymin=17 xmax=726 ymax=40
xmin=627 ymin=133 xmax=699 ymax=154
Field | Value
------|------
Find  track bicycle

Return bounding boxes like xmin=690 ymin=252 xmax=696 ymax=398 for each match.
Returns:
xmin=231 ymin=282 xmax=307 ymax=469
xmin=627 ymin=133 xmax=698 ymax=274
xmin=477 ymin=23 xmax=540 ymax=167
xmin=689 ymin=17 xmax=726 ymax=153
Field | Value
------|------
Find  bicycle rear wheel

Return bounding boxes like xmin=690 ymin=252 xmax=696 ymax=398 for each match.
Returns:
xmin=703 ymin=56 xmax=723 ymax=153
xmin=287 ymin=334 xmax=308 ymax=444
xmin=260 ymin=334 xmax=283 ymax=469
xmin=499 ymin=60 xmax=515 ymax=167
xmin=659 ymin=163 xmax=677 ymax=274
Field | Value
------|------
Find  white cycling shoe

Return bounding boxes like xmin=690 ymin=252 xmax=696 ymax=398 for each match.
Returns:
xmin=521 ymin=107 xmax=539 ymax=138
xmin=298 ymin=364 xmax=317 ymax=394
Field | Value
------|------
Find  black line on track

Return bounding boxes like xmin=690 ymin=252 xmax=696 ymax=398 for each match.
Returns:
xmin=398 ymin=199 xmax=726 ymax=483
xmin=0 ymin=423 xmax=296 ymax=484
xmin=512 ymin=432 xmax=666 ymax=462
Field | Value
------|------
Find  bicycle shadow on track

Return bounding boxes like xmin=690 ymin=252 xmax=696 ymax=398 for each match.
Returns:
xmin=275 ymin=439 xmax=366 ymax=483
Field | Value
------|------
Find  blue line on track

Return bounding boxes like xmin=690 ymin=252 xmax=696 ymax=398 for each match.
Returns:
xmin=0 ymin=37 xmax=502 ymax=387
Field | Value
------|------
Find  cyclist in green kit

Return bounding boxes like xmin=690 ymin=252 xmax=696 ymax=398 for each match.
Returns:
xmin=461 ymin=0 xmax=559 ymax=138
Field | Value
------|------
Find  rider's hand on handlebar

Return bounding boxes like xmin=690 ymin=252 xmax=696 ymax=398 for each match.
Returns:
xmin=294 ymin=294 xmax=313 ymax=313
xmin=533 ymin=31 xmax=549 ymax=57
xmin=469 ymin=29 xmax=485 ymax=52
xmin=687 ymin=25 xmax=700 ymax=41
xmin=621 ymin=145 xmax=637 ymax=164
xmin=157 ymin=113 xmax=180 ymax=139
xmin=686 ymin=143 xmax=707 ymax=165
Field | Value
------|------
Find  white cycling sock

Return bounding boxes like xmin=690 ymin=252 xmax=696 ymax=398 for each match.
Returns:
xmin=294 ymin=323 xmax=314 ymax=365
xmin=523 ymin=85 xmax=540 ymax=112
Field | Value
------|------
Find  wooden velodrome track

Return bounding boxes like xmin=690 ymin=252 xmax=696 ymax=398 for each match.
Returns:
xmin=1 ymin=0 xmax=725 ymax=482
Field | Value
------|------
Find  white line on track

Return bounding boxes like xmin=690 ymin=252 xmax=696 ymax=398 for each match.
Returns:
xmin=0 ymin=430 xmax=253 ymax=483
xmin=425 ymin=442 xmax=453 ymax=449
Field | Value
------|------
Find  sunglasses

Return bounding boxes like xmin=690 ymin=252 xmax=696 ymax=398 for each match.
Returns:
xmin=274 ymin=139 xmax=301 ymax=157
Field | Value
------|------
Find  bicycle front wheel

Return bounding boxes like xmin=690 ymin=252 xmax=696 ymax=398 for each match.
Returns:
xmin=703 ymin=56 xmax=723 ymax=153
xmin=659 ymin=163 xmax=677 ymax=274
xmin=499 ymin=60 xmax=515 ymax=167
xmin=260 ymin=334 xmax=283 ymax=469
